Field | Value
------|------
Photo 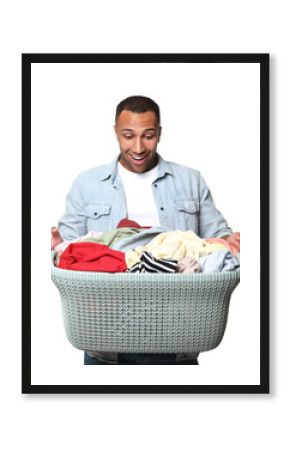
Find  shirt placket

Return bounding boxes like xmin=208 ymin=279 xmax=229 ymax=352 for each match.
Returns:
xmin=152 ymin=177 xmax=170 ymax=228
xmin=111 ymin=175 xmax=128 ymax=226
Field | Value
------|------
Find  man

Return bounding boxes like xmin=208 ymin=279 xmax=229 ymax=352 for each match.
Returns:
xmin=51 ymin=95 xmax=240 ymax=365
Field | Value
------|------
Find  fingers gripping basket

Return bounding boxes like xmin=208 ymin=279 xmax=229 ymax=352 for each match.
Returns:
xmin=51 ymin=252 xmax=240 ymax=354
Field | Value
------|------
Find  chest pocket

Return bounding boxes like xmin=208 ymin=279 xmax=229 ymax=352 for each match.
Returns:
xmin=174 ymin=199 xmax=200 ymax=232
xmin=85 ymin=203 xmax=111 ymax=231
xmin=174 ymin=200 xmax=199 ymax=214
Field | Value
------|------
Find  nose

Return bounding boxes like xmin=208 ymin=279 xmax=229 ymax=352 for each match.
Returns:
xmin=132 ymin=137 xmax=145 ymax=154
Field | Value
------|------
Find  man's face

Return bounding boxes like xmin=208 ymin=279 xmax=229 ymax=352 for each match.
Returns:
xmin=114 ymin=110 xmax=161 ymax=173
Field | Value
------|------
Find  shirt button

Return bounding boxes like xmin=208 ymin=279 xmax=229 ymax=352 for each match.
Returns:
xmin=160 ymin=207 xmax=164 ymax=211
xmin=94 ymin=212 xmax=98 ymax=216
xmin=154 ymin=184 xmax=158 ymax=187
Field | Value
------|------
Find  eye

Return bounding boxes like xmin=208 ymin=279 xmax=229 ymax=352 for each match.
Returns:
xmin=144 ymin=134 xmax=154 ymax=140
xmin=123 ymin=134 xmax=134 ymax=140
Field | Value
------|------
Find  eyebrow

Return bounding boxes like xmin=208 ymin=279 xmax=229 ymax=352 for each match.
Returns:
xmin=121 ymin=128 xmax=156 ymax=132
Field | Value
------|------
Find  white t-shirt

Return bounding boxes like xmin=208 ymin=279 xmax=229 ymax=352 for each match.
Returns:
xmin=117 ymin=162 xmax=160 ymax=227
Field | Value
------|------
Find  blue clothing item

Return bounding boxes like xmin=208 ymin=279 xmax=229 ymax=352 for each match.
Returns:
xmin=58 ymin=154 xmax=233 ymax=241
xmin=84 ymin=352 xmax=199 ymax=365
xmin=111 ymin=226 xmax=169 ymax=252
xmin=199 ymin=249 xmax=240 ymax=273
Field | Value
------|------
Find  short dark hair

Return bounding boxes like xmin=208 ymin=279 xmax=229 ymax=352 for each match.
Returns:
xmin=115 ymin=95 xmax=160 ymax=124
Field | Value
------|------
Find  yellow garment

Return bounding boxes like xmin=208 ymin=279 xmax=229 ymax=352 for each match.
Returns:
xmin=125 ymin=230 xmax=228 ymax=268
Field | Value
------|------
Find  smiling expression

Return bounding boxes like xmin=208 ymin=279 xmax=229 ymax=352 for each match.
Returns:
xmin=114 ymin=110 xmax=162 ymax=173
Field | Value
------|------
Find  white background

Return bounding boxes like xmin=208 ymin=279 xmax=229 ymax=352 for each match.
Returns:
xmin=31 ymin=62 xmax=259 ymax=386
xmin=1 ymin=0 xmax=287 ymax=449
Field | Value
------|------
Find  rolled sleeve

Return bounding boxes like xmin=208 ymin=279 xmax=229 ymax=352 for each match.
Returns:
xmin=198 ymin=173 xmax=233 ymax=239
xmin=58 ymin=176 xmax=87 ymax=241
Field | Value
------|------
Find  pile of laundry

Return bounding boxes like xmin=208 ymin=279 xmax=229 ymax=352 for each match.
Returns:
xmin=54 ymin=219 xmax=240 ymax=274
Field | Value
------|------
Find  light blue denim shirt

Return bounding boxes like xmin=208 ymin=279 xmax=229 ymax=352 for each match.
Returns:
xmin=58 ymin=154 xmax=232 ymax=241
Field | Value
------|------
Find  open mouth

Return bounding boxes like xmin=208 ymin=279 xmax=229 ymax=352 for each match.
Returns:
xmin=130 ymin=154 xmax=149 ymax=165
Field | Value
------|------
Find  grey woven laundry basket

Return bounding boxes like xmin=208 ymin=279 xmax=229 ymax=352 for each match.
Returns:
xmin=51 ymin=253 xmax=240 ymax=354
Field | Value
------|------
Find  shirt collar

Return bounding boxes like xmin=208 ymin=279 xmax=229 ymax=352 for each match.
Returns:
xmin=99 ymin=155 xmax=120 ymax=181
xmin=156 ymin=154 xmax=174 ymax=179
xmin=99 ymin=153 xmax=174 ymax=182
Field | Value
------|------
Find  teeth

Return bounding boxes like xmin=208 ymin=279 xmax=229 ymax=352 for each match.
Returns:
xmin=132 ymin=155 xmax=145 ymax=160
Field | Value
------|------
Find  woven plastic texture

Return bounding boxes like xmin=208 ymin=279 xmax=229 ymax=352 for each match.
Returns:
xmin=51 ymin=254 xmax=240 ymax=354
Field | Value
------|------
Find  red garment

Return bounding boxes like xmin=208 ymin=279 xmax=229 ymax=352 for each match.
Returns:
xmin=117 ymin=218 xmax=151 ymax=229
xmin=57 ymin=242 xmax=127 ymax=272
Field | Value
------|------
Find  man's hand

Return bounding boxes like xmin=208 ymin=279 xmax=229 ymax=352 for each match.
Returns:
xmin=51 ymin=226 xmax=63 ymax=250
xmin=223 ymin=232 xmax=240 ymax=255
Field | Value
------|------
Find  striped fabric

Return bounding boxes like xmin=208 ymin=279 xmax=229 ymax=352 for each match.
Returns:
xmin=127 ymin=251 xmax=177 ymax=273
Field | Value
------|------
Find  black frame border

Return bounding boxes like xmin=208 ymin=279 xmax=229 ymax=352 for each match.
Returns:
xmin=22 ymin=53 xmax=269 ymax=394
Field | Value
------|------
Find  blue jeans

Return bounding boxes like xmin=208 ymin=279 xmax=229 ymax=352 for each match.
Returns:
xmin=84 ymin=352 xmax=199 ymax=365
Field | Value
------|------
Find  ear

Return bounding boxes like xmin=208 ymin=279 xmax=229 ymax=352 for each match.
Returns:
xmin=158 ymin=126 xmax=162 ymax=142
